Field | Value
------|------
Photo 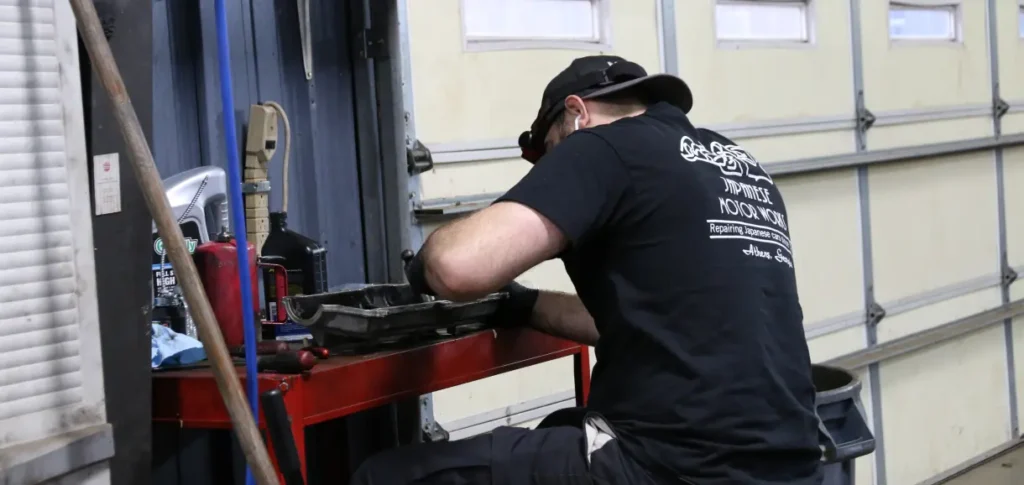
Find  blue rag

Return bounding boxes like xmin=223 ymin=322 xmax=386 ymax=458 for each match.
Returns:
xmin=151 ymin=324 xmax=206 ymax=368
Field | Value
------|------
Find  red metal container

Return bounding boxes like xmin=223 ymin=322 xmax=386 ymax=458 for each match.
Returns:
xmin=194 ymin=235 xmax=259 ymax=348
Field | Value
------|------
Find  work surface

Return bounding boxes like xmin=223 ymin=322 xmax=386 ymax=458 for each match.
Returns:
xmin=152 ymin=327 xmax=589 ymax=427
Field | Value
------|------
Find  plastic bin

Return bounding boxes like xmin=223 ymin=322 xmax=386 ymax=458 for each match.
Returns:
xmin=813 ymin=364 xmax=877 ymax=485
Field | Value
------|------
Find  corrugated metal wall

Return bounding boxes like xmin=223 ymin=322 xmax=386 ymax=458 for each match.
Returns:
xmin=399 ymin=1 xmax=1024 ymax=484
xmin=151 ymin=0 xmax=367 ymax=288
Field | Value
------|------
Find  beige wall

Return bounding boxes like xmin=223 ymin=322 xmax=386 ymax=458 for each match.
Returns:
xmin=403 ymin=1 xmax=1022 ymax=482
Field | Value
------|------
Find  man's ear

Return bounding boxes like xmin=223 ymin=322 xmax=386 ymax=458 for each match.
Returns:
xmin=564 ymin=95 xmax=590 ymax=127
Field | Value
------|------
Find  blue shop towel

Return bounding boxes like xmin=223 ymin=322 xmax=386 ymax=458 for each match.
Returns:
xmin=151 ymin=324 xmax=206 ymax=368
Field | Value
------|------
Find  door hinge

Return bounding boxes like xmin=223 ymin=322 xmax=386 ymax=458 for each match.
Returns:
xmin=356 ymin=27 xmax=387 ymax=59
xmin=857 ymin=108 xmax=877 ymax=133
xmin=867 ymin=301 xmax=886 ymax=327
xmin=407 ymin=139 xmax=434 ymax=175
xmin=994 ymin=98 xmax=1010 ymax=119
xmin=421 ymin=421 xmax=450 ymax=442
xmin=1003 ymin=266 xmax=1018 ymax=287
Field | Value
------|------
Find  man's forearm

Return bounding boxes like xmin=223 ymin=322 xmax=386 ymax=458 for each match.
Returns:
xmin=528 ymin=291 xmax=599 ymax=346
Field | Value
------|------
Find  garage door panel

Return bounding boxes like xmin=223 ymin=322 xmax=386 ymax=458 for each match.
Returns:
xmin=433 ymin=357 xmax=575 ymax=424
xmin=1002 ymin=112 xmax=1024 ymax=136
xmin=867 ymin=117 xmax=994 ymax=150
xmin=869 ymin=153 xmax=999 ymax=303
xmin=861 ymin=0 xmax=990 ymax=111
xmin=737 ymin=130 xmax=856 ymax=164
xmin=420 ymin=158 xmax=526 ymax=200
xmin=879 ymin=326 xmax=1012 ymax=485
xmin=876 ymin=287 xmax=1003 ymax=343
xmin=996 ymin=0 xmax=1024 ymax=101
xmin=421 ymin=130 xmax=857 ymax=200
xmin=809 ymin=326 xmax=866 ymax=363
xmin=675 ymin=0 xmax=853 ymax=125
xmin=518 ymin=259 xmax=575 ymax=293
xmin=778 ymin=171 xmax=865 ymax=324
xmin=408 ymin=0 xmax=659 ymax=145
xmin=1005 ymin=147 xmax=1024 ymax=269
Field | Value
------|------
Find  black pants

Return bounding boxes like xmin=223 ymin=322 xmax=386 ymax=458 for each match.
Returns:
xmin=349 ymin=408 xmax=656 ymax=485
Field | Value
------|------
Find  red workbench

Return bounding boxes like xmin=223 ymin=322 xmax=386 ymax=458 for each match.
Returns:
xmin=152 ymin=327 xmax=591 ymax=483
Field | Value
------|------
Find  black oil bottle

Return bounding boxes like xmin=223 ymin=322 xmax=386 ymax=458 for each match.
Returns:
xmin=261 ymin=211 xmax=328 ymax=298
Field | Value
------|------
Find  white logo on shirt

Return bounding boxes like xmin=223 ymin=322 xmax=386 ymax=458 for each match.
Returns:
xmin=678 ymin=135 xmax=774 ymax=185
xmin=686 ymin=135 xmax=794 ymax=267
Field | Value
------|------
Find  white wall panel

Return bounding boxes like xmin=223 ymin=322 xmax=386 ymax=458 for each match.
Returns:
xmin=518 ymin=259 xmax=575 ymax=293
xmin=861 ymin=0 xmax=990 ymax=111
xmin=877 ymin=287 xmax=1003 ymax=343
xmin=432 ymin=357 xmax=575 ymax=424
xmin=867 ymin=117 xmax=993 ymax=149
xmin=421 ymin=130 xmax=857 ymax=200
xmin=420 ymin=158 xmax=528 ymax=200
xmin=869 ymin=153 xmax=999 ymax=304
xmin=1005 ymin=147 xmax=1024 ymax=269
xmin=674 ymin=0 xmax=855 ymax=125
xmin=733 ymin=130 xmax=856 ymax=164
xmin=996 ymin=0 xmax=1024 ymax=102
xmin=879 ymin=326 xmax=1012 ymax=485
xmin=808 ymin=326 xmax=866 ymax=363
xmin=1003 ymin=112 xmax=1024 ymax=136
xmin=407 ymin=0 xmax=660 ymax=146
xmin=777 ymin=170 xmax=864 ymax=324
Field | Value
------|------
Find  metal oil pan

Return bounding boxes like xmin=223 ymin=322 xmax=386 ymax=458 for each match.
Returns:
xmin=283 ymin=283 xmax=507 ymax=340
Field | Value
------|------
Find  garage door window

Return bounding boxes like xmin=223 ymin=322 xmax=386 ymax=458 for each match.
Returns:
xmin=461 ymin=0 xmax=610 ymax=51
xmin=1019 ymin=2 xmax=1024 ymax=39
xmin=888 ymin=2 xmax=961 ymax=42
xmin=714 ymin=0 xmax=812 ymax=44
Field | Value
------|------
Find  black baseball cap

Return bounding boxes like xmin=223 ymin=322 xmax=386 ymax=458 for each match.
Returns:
xmin=518 ymin=55 xmax=693 ymax=163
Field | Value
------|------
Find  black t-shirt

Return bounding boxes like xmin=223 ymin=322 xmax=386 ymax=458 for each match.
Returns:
xmin=497 ymin=102 xmax=822 ymax=485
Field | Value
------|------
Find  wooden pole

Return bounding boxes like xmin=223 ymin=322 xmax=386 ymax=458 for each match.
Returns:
xmin=68 ymin=1 xmax=279 ymax=483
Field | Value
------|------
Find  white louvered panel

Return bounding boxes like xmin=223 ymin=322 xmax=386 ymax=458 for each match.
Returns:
xmin=0 ymin=20 xmax=56 ymax=40
xmin=1 ymin=369 xmax=81 ymax=404
xmin=0 ymin=308 xmax=77 ymax=337
xmin=0 ymin=0 xmax=86 ymax=431
xmin=0 ymin=71 xmax=61 ymax=89
xmin=0 ymin=355 xmax=77 ymax=387
xmin=0 ymin=216 xmax=71 ymax=240
xmin=0 ymin=389 xmax=81 ymax=423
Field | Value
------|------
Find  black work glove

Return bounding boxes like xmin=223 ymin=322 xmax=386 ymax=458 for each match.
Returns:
xmin=401 ymin=249 xmax=435 ymax=298
xmin=492 ymin=281 xmax=540 ymax=328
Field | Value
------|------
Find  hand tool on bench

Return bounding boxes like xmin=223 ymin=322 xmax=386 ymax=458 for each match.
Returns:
xmin=230 ymin=341 xmax=291 ymax=357
xmin=258 ymin=349 xmax=317 ymax=374
xmin=69 ymin=1 xmax=277 ymax=482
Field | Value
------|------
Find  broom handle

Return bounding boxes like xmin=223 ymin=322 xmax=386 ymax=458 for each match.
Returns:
xmin=67 ymin=1 xmax=279 ymax=483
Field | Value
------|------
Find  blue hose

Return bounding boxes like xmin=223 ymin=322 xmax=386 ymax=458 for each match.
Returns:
xmin=213 ymin=2 xmax=260 ymax=484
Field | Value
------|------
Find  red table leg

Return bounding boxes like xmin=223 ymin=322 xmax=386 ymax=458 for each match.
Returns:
xmin=286 ymin=384 xmax=307 ymax=482
xmin=573 ymin=346 xmax=591 ymax=406
xmin=261 ymin=382 xmax=308 ymax=484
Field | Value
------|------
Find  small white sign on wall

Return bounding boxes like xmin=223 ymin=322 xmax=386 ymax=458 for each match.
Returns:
xmin=93 ymin=152 xmax=122 ymax=215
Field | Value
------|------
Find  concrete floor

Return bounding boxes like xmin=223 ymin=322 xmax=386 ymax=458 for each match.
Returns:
xmin=938 ymin=443 xmax=1024 ymax=485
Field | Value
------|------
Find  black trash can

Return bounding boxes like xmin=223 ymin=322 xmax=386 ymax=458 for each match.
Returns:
xmin=813 ymin=364 xmax=876 ymax=485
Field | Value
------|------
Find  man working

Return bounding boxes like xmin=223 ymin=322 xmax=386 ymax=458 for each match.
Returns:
xmin=351 ymin=56 xmax=822 ymax=484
